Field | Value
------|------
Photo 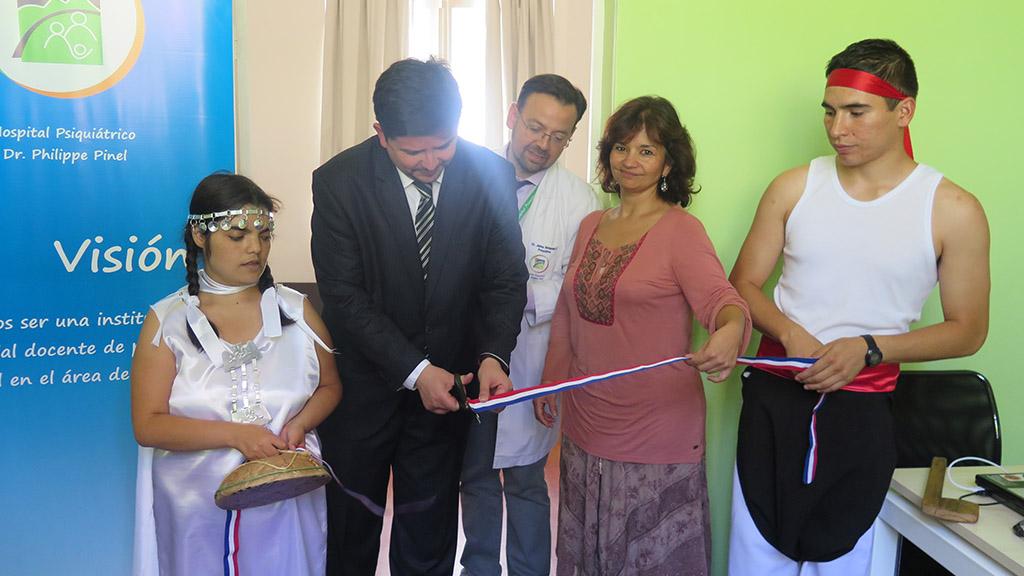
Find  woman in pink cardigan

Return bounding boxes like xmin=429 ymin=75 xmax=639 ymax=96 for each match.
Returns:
xmin=533 ymin=96 xmax=751 ymax=575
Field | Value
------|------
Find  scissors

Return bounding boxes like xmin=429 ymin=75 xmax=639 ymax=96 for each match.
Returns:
xmin=450 ymin=373 xmax=480 ymax=422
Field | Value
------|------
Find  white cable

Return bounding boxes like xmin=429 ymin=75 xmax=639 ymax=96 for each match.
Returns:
xmin=945 ymin=456 xmax=1007 ymax=493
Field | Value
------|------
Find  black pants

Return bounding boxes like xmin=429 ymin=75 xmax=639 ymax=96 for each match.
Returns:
xmin=736 ymin=368 xmax=897 ymax=562
xmin=321 ymin=389 xmax=470 ymax=576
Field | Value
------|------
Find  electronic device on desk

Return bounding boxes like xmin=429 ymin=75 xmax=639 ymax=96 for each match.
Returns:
xmin=975 ymin=472 xmax=1024 ymax=516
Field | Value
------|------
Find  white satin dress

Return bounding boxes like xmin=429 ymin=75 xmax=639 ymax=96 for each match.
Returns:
xmin=132 ymin=284 xmax=328 ymax=576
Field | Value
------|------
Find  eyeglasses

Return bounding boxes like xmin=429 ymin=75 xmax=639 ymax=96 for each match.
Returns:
xmin=516 ymin=115 xmax=571 ymax=148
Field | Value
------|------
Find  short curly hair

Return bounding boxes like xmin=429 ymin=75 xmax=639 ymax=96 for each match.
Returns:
xmin=596 ymin=96 xmax=698 ymax=207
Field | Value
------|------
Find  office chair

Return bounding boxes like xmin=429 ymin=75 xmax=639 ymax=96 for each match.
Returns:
xmin=891 ymin=370 xmax=1001 ymax=576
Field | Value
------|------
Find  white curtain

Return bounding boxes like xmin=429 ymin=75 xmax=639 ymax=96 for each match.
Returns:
xmin=320 ymin=0 xmax=410 ymax=162
xmin=320 ymin=0 xmax=553 ymax=155
xmin=483 ymin=0 xmax=555 ymax=148
xmin=498 ymin=0 xmax=554 ymax=102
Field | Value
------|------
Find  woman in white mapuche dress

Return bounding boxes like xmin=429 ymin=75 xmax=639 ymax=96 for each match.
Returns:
xmin=130 ymin=173 xmax=342 ymax=576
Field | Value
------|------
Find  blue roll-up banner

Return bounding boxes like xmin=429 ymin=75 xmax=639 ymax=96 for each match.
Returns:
xmin=0 ymin=2 xmax=234 ymax=573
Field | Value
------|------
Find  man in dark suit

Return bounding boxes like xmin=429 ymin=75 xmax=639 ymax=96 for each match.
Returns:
xmin=311 ymin=58 xmax=527 ymax=576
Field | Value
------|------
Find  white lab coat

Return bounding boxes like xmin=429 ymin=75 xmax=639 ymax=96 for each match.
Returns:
xmin=494 ymin=161 xmax=601 ymax=468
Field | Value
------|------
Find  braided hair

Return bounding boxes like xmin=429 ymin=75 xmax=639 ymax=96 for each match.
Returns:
xmin=183 ymin=173 xmax=291 ymax=347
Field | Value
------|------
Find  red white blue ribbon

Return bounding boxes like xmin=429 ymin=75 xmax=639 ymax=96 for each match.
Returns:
xmin=467 ymin=354 xmax=829 ymax=483
xmin=223 ymin=509 xmax=241 ymax=576
xmin=803 ymin=393 xmax=828 ymax=485
xmin=468 ymin=355 xmax=814 ymax=412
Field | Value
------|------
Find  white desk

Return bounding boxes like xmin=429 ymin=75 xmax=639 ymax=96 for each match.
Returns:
xmin=871 ymin=465 xmax=1024 ymax=575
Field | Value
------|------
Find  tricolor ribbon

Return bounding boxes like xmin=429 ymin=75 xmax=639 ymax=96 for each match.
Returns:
xmin=826 ymin=67 xmax=914 ymax=158
xmin=467 ymin=354 xmax=841 ymax=485
xmin=468 ymin=355 xmax=815 ymax=413
xmin=803 ymin=393 xmax=828 ymax=485
xmin=222 ymin=509 xmax=241 ymax=576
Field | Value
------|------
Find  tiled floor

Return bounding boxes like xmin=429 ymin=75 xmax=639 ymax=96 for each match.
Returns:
xmin=374 ymin=443 xmax=561 ymax=575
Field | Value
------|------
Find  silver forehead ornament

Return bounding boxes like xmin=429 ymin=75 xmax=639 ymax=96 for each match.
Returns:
xmin=188 ymin=208 xmax=275 ymax=234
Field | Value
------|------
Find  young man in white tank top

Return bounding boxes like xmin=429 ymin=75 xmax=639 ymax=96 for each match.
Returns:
xmin=727 ymin=39 xmax=990 ymax=575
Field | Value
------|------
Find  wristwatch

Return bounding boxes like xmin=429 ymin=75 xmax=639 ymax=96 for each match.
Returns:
xmin=861 ymin=334 xmax=883 ymax=367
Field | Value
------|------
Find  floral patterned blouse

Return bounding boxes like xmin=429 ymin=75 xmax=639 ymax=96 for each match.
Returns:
xmin=542 ymin=208 xmax=751 ymax=464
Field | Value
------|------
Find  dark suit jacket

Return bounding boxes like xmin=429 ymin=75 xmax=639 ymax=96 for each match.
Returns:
xmin=311 ymin=136 xmax=527 ymax=437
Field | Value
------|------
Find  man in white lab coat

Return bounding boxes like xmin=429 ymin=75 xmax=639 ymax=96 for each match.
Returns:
xmin=460 ymin=74 xmax=600 ymax=576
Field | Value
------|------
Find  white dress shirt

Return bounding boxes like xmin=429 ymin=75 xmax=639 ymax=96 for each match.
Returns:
xmin=396 ymin=168 xmax=443 ymax=390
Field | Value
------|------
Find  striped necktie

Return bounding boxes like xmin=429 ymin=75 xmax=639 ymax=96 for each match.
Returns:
xmin=413 ymin=180 xmax=434 ymax=278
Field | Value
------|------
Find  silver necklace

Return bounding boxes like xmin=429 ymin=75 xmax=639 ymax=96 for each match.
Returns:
xmin=198 ymin=269 xmax=271 ymax=425
xmin=223 ymin=341 xmax=271 ymax=425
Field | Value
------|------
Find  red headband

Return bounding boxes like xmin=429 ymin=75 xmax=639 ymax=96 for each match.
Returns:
xmin=826 ymin=68 xmax=914 ymax=158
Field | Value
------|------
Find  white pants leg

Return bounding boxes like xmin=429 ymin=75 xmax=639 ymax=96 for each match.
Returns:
xmin=728 ymin=468 xmax=799 ymax=576
xmin=728 ymin=468 xmax=875 ymax=576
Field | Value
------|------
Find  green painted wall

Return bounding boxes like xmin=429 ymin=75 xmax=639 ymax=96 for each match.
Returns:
xmin=608 ymin=1 xmax=1022 ymax=573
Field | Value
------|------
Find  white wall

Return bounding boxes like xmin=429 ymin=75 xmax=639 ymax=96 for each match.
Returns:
xmin=552 ymin=0 xmax=598 ymax=182
xmin=234 ymin=0 xmax=325 ymax=283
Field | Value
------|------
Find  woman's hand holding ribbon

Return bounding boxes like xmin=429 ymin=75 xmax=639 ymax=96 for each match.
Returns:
xmin=687 ymin=322 xmax=744 ymax=382
xmin=688 ymin=306 xmax=747 ymax=383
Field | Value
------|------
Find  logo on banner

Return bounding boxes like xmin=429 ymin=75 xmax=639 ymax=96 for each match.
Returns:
xmin=0 ymin=0 xmax=144 ymax=98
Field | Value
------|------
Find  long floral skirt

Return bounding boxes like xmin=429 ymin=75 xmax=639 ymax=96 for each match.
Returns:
xmin=556 ymin=435 xmax=711 ymax=576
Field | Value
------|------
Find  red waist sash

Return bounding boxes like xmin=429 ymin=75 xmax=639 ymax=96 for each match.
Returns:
xmin=756 ymin=337 xmax=898 ymax=393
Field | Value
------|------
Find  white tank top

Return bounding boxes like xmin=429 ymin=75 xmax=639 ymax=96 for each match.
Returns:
xmin=773 ymin=156 xmax=940 ymax=343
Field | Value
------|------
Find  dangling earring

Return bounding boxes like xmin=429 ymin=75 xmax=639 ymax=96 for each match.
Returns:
xmin=659 ymin=176 xmax=668 ymax=193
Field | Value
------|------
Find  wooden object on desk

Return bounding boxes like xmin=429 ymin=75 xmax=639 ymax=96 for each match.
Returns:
xmin=921 ymin=456 xmax=980 ymax=523
xmin=885 ymin=465 xmax=1024 ymax=575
